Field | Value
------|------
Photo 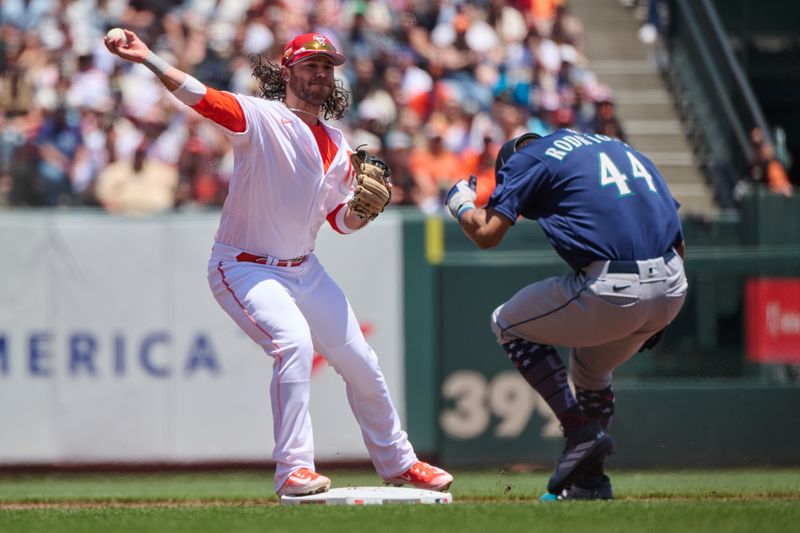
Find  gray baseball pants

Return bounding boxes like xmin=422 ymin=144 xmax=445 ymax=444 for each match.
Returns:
xmin=491 ymin=252 xmax=688 ymax=390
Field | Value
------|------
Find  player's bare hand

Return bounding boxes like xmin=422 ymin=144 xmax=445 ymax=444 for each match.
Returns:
xmin=104 ymin=29 xmax=149 ymax=63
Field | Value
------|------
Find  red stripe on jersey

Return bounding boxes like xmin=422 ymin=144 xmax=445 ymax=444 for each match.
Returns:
xmin=191 ymin=88 xmax=246 ymax=133
xmin=326 ymin=202 xmax=348 ymax=234
xmin=309 ymin=123 xmax=337 ymax=174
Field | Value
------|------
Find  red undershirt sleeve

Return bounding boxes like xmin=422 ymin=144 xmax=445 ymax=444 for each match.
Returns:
xmin=190 ymin=88 xmax=246 ymax=133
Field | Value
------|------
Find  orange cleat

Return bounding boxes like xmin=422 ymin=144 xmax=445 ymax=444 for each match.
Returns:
xmin=383 ymin=461 xmax=453 ymax=492
xmin=277 ymin=468 xmax=331 ymax=496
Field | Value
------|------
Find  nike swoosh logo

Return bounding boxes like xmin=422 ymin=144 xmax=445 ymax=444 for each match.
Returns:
xmin=281 ymin=119 xmax=292 ymax=125
xmin=612 ymin=284 xmax=630 ymax=291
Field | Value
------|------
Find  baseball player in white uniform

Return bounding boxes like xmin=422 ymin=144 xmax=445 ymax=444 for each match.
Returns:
xmin=105 ymin=30 xmax=452 ymax=496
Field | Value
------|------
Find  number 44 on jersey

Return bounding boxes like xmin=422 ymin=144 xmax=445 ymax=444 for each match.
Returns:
xmin=598 ymin=151 xmax=657 ymax=197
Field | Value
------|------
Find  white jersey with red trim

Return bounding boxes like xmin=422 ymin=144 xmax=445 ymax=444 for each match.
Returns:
xmin=213 ymin=95 xmax=353 ymax=259
xmin=196 ymin=86 xmax=421 ymax=494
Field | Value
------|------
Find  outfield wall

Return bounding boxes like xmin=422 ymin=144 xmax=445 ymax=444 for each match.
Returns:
xmin=0 ymin=211 xmax=405 ymax=465
xmin=2 ymin=192 xmax=799 ymax=468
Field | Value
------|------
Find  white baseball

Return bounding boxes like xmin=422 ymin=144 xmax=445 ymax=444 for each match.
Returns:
xmin=106 ymin=28 xmax=128 ymax=44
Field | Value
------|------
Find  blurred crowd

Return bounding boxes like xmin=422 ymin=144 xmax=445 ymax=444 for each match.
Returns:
xmin=0 ymin=0 xmax=629 ymax=214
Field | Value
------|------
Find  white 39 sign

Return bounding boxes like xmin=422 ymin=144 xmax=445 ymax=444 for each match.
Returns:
xmin=439 ymin=370 xmax=561 ymax=440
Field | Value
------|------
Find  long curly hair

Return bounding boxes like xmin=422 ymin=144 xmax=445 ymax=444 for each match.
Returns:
xmin=250 ymin=54 xmax=350 ymax=121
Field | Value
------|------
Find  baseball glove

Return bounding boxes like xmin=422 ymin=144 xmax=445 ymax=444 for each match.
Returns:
xmin=349 ymin=146 xmax=392 ymax=221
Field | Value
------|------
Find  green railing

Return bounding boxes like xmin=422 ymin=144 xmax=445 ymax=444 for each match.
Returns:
xmin=665 ymin=0 xmax=774 ymax=207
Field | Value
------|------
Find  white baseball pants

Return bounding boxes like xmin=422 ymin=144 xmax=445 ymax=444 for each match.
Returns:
xmin=207 ymin=243 xmax=416 ymax=491
xmin=491 ymin=251 xmax=688 ymax=390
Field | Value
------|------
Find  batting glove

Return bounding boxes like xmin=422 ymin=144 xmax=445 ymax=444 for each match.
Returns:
xmin=446 ymin=175 xmax=477 ymax=220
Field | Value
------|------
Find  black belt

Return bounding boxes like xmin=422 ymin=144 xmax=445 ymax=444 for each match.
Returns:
xmin=606 ymin=249 xmax=676 ymax=274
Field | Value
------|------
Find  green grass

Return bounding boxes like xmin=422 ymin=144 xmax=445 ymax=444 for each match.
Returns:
xmin=0 ymin=469 xmax=798 ymax=533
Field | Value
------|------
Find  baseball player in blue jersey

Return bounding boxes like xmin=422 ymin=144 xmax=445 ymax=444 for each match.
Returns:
xmin=446 ymin=129 xmax=688 ymax=501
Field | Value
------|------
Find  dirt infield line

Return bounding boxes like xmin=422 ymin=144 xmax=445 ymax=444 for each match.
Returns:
xmin=0 ymin=499 xmax=279 ymax=510
xmin=2 ymin=494 xmax=799 ymax=509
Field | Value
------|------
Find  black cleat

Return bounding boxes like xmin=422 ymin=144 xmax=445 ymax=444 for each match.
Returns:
xmin=546 ymin=420 xmax=614 ymax=495
xmin=558 ymin=475 xmax=614 ymax=500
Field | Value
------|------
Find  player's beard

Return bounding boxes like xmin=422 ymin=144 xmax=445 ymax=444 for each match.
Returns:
xmin=289 ymin=76 xmax=332 ymax=107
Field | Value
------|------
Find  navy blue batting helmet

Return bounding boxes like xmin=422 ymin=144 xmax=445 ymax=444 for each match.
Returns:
xmin=494 ymin=132 xmax=542 ymax=176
